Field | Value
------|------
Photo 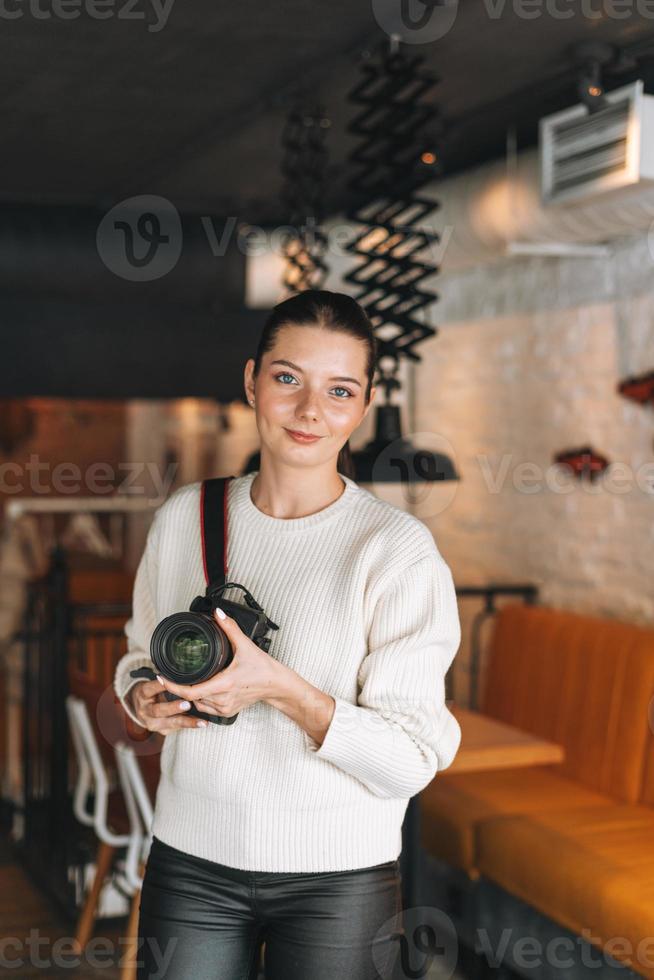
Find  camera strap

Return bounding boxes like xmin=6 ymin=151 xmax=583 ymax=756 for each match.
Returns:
xmin=127 ymin=475 xmax=244 ymax=697
xmin=200 ymin=475 xmax=236 ymax=591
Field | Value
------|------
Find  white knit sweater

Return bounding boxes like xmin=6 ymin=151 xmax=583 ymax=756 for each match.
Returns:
xmin=113 ymin=470 xmax=462 ymax=873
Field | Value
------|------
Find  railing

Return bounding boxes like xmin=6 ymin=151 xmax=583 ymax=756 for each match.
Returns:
xmin=12 ymin=545 xmax=131 ymax=917
xmin=456 ymin=584 xmax=539 ymax=710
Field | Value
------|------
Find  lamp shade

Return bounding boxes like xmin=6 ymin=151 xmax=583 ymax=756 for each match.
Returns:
xmin=351 ymin=404 xmax=459 ymax=484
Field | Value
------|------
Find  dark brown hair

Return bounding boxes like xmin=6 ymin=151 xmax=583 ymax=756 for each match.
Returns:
xmin=251 ymin=289 xmax=378 ymax=479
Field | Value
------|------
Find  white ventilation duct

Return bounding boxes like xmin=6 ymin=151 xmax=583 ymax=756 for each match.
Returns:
xmin=426 ymin=145 xmax=654 ymax=274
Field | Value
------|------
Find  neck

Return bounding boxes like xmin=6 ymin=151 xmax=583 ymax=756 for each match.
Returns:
xmin=250 ymin=456 xmax=346 ymax=520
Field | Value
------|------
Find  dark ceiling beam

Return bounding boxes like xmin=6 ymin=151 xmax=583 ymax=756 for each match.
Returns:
xmin=0 ymin=202 xmax=246 ymax=309
xmin=0 ymin=296 xmax=265 ymax=401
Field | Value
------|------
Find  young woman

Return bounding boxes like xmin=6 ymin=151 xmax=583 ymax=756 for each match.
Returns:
xmin=114 ymin=288 xmax=462 ymax=980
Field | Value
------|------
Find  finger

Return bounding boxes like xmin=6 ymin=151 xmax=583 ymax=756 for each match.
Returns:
xmin=137 ymin=677 xmax=166 ymax=699
xmin=196 ymin=696 xmax=234 ymax=713
xmin=194 ymin=700 xmax=223 ymax=716
xmin=214 ymin=606 xmax=242 ymax=630
xmin=158 ymin=674 xmax=230 ymax=702
xmin=160 ymin=715 xmax=207 ymax=733
xmin=149 ymin=697 xmax=193 ymax=719
xmin=132 ymin=686 xmax=167 ymax=712
xmin=130 ymin=681 xmax=162 ymax=698
xmin=197 ymin=704 xmax=219 ymax=716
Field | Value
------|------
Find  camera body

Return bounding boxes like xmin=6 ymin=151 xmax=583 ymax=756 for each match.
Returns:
xmin=130 ymin=581 xmax=279 ymax=726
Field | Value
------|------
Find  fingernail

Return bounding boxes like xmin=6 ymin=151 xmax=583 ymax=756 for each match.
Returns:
xmin=197 ymin=720 xmax=208 ymax=728
xmin=156 ymin=674 xmax=165 ymax=685
xmin=179 ymin=701 xmax=191 ymax=710
xmin=215 ymin=606 xmax=226 ymax=620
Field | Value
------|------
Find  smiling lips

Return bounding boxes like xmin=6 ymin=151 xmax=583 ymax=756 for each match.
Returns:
xmin=284 ymin=428 xmax=322 ymax=443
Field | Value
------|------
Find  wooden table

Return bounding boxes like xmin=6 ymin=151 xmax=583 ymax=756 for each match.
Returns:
xmin=400 ymin=704 xmax=565 ymax=908
xmin=446 ymin=704 xmax=564 ymax=773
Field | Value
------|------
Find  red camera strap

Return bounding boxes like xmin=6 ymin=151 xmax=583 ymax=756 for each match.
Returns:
xmin=200 ymin=475 xmax=234 ymax=589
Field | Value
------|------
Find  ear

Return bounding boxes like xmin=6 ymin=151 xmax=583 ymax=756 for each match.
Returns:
xmin=362 ymin=385 xmax=377 ymax=419
xmin=243 ymin=359 xmax=256 ymax=404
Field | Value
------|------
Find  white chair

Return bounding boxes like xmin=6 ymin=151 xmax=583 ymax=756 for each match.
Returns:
xmin=66 ymin=694 xmax=143 ymax=959
xmin=114 ymin=740 xmax=155 ymax=889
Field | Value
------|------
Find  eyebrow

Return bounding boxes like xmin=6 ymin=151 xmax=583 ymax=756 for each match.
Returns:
xmin=270 ymin=359 xmax=362 ymax=388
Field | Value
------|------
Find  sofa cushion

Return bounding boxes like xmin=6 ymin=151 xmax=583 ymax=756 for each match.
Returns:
xmin=477 ymin=804 xmax=654 ymax=978
xmin=420 ymin=765 xmax=614 ymax=873
xmin=600 ymin=872 xmax=654 ymax=978
xmin=480 ymin=604 xmax=654 ymax=804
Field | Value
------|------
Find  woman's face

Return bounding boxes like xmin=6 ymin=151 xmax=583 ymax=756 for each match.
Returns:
xmin=244 ymin=324 xmax=376 ymax=467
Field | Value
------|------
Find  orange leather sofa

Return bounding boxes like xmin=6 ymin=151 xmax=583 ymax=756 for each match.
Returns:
xmin=420 ymin=603 xmax=654 ymax=978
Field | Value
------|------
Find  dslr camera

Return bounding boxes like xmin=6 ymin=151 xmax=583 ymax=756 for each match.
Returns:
xmin=130 ymin=580 xmax=279 ymax=726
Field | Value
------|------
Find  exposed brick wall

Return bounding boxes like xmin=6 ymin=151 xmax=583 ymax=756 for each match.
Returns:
xmin=408 ymin=231 xmax=654 ymax=700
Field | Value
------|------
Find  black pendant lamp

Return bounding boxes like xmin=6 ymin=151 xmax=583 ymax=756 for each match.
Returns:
xmin=344 ymin=38 xmax=459 ymax=485
xmin=352 ymin=403 xmax=458 ymax=484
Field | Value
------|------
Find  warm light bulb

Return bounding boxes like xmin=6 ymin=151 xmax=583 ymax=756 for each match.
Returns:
xmin=421 ymin=151 xmax=437 ymax=165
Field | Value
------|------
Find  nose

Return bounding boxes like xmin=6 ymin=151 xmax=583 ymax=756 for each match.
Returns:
xmin=295 ymin=389 xmax=320 ymax=422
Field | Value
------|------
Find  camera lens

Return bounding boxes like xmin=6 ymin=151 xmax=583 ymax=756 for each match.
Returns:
xmin=150 ymin=612 xmax=232 ymax=684
xmin=169 ymin=629 xmax=210 ymax=673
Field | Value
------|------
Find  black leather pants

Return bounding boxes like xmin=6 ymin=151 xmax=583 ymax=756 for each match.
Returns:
xmin=137 ymin=836 xmax=403 ymax=980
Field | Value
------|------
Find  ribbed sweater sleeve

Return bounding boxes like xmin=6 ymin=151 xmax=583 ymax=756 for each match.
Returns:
xmin=303 ymin=543 xmax=461 ymax=799
xmin=113 ymin=511 xmax=161 ymax=727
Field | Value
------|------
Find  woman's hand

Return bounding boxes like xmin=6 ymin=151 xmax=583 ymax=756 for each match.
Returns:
xmin=156 ymin=606 xmax=281 ymax=718
xmin=128 ymin=677 xmax=207 ymax=733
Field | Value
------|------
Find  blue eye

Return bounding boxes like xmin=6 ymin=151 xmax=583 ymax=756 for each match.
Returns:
xmin=274 ymin=373 xmax=353 ymax=398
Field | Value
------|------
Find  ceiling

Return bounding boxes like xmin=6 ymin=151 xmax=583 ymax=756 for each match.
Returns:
xmin=2 ymin=1 xmax=654 ymax=224
xmin=4 ymin=0 xmax=654 ymax=401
